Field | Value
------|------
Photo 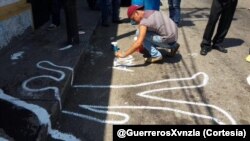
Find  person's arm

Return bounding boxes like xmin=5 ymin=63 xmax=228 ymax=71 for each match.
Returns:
xmin=116 ymin=25 xmax=147 ymax=58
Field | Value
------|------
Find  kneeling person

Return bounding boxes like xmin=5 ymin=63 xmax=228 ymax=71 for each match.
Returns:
xmin=115 ymin=5 xmax=179 ymax=63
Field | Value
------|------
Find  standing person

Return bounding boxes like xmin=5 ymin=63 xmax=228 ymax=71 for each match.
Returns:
xmin=101 ymin=0 xmax=121 ymax=26
xmin=115 ymin=5 xmax=179 ymax=63
xmin=168 ymin=0 xmax=181 ymax=26
xmin=200 ymin=0 xmax=238 ymax=56
xmin=48 ymin=0 xmax=62 ymax=30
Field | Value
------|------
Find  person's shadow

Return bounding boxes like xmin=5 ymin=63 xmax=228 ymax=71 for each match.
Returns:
xmin=223 ymin=38 xmax=244 ymax=48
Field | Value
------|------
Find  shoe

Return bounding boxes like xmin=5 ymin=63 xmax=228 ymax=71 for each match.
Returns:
xmin=213 ymin=44 xmax=227 ymax=53
xmin=200 ymin=46 xmax=211 ymax=56
xmin=47 ymin=24 xmax=58 ymax=30
xmin=167 ymin=43 xmax=180 ymax=57
xmin=112 ymin=20 xmax=123 ymax=24
xmin=145 ymin=56 xmax=163 ymax=63
xmin=102 ymin=22 xmax=109 ymax=27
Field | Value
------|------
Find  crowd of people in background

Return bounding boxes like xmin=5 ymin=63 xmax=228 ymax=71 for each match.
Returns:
xmin=48 ymin=0 xmax=241 ymax=62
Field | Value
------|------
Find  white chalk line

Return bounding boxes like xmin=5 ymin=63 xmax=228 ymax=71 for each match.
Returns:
xmin=69 ymin=72 xmax=236 ymax=125
xmin=62 ymin=106 xmax=129 ymax=125
xmin=63 ymin=105 xmax=224 ymax=125
xmin=22 ymin=61 xmax=74 ymax=110
xmin=112 ymin=66 xmax=134 ymax=72
xmin=59 ymin=44 xmax=73 ymax=51
xmin=247 ymin=75 xmax=250 ymax=85
xmin=79 ymin=31 xmax=85 ymax=35
xmin=74 ymin=72 xmax=204 ymax=89
xmin=11 ymin=51 xmax=24 ymax=60
xmin=0 ymin=89 xmax=80 ymax=141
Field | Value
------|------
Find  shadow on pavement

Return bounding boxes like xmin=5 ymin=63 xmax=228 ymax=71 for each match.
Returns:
xmin=223 ymin=38 xmax=244 ymax=48
xmin=54 ymin=7 xmax=120 ymax=141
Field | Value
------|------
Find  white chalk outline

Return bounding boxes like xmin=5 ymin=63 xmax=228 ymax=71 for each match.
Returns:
xmin=0 ymin=89 xmax=80 ymax=141
xmin=22 ymin=61 xmax=74 ymax=109
xmin=68 ymin=72 xmax=236 ymax=125
xmin=18 ymin=60 xmax=236 ymax=138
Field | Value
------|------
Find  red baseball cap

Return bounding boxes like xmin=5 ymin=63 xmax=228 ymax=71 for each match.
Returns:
xmin=127 ymin=5 xmax=143 ymax=18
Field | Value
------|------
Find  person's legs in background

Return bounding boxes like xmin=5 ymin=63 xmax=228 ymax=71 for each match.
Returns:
xmin=200 ymin=0 xmax=222 ymax=55
xmin=112 ymin=0 xmax=121 ymax=23
xmin=101 ymin=0 xmax=111 ymax=26
xmin=168 ymin=0 xmax=181 ymax=26
xmin=212 ymin=0 xmax=238 ymax=53
xmin=48 ymin=0 xmax=62 ymax=30
xmin=62 ymin=0 xmax=79 ymax=45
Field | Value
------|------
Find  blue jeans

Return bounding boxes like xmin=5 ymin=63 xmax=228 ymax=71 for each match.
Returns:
xmin=136 ymin=30 xmax=178 ymax=58
xmin=101 ymin=0 xmax=121 ymax=24
xmin=168 ymin=0 xmax=181 ymax=26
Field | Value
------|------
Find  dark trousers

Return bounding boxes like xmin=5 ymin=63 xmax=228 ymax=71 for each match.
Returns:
xmin=51 ymin=0 xmax=62 ymax=26
xmin=101 ymin=0 xmax=121 ymax=24
xmin=201 ymin=0 xmax=238 ymax=47
xmin=62 ymin=0 xmax=79 ymax=44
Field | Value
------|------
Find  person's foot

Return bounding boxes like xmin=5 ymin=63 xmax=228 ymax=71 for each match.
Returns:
xmin=167 ymin=43 xmax=180 ymax=57
xmin=144 ymin=56 xmax=163 ymax=63
xmin=213 ymin=44 xmax=228 ymax=53
xmin=200 ymin=46 xmax=211 ymax=56
xmin=47 ymin=24 xmax=58 ymax=31
xmin=112 ymin=20 xmax=123 ymax=24
xmin=102 ymin=22 xmax=109 ymax=27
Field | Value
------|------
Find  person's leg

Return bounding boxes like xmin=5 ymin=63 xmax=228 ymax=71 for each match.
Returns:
xmin=200 ymin=0 xmax=222 ymax=55
xmin=112 ymin=0 xmax=121 ymax=22
xmin=149 ymin=35 xmax=179 ymax=57
xmin=213 ymin=0 xmax=238 ymax=46
xmin=62 ymin=0 xmax=79 ymax=44
xmin=101 ymin=0 xmax=111 ymax=26
xmin=51 ymin=0 xmax=61 ymax=26
xmin=143 ymin=31 xmax=163 ymax=62
xmin=168 ymin=0 xmax=174 ymax=20
xmin=172 ymin=0 xmax=181 ymax=26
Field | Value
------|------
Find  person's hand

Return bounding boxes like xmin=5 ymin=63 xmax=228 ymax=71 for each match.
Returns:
xmin=115 ymin=51 xmax=124 ymax=58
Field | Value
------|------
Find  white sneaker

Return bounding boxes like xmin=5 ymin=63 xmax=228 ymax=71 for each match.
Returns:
xmin=144 ymin=56 xmax=163 ymax=63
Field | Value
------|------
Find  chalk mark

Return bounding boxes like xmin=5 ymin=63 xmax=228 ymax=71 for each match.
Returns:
xmin=11 ymin=51 xmax=24 ymax=60
xmin=22 ymin=61 xmax=74 ymax=109
xmin=71 ymin=72 xmax=236 ymax=125
xmin=0 ymin=89 xmax=80 ymax=141
xmin=247 ymin=75 xmax=250 ymax=85
xmin=59 ymin=44 xmax=73 ymax=51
